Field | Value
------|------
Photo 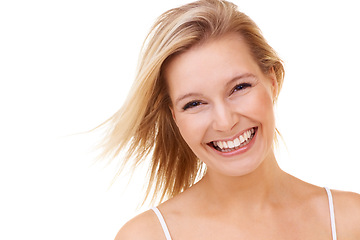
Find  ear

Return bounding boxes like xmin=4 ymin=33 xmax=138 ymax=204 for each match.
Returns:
xmin=268 ymin=67 xmax=278 ymax=101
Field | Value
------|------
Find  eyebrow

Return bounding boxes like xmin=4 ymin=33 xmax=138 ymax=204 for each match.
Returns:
xmin=174 ymin=73 xmax=257 ymax=106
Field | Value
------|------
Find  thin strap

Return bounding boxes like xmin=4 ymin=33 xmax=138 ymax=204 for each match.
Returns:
xmin=151 ymin=207 xmax=172 ymax=240
xmin=325 ymin=187 xmax=337 ymax=240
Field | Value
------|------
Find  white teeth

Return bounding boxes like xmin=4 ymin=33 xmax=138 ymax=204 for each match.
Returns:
xmin=227 ymin=141 xmax=234 ymax=148
xmin=233 ymin=138 xmax=240 ymax=147
xmin=245 ymin=130 xmax=250 ymax=139
xmin=212 ymin=128 xmax=256 ymax=152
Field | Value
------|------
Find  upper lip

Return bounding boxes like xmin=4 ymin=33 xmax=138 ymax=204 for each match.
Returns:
xmin=208 ymin=127 xmax=257 ymax=144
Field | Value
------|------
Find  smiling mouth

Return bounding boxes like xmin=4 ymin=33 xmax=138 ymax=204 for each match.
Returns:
xmin=209 ymin=127 xmax=257 ymax=153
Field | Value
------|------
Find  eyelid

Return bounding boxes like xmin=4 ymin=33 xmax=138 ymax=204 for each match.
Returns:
xmin=182 ymin=100 xmax=203 ymax=111
xmin=230 ymin=82 xmax=252 ymax=95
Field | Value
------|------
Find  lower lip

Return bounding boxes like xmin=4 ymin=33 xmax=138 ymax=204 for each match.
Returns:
xmin=212 ymin=128 xmax=257 ymax=157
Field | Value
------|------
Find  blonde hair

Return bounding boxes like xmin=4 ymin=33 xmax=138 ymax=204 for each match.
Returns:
xmin=100 ymin=0 xmax=284 ymax=205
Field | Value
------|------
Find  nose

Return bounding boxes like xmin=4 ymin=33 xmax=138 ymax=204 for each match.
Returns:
xmin=212 ymin=102 xmax=237 ymax=132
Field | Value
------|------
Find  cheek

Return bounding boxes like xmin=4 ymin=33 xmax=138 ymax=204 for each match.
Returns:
xmin=174 ymin=113 xmax=208 ymax=145
xmin=252 ymin=91 xmax=276 ymax=141
xmin=234 ymin=89 xmax=275 ymax=128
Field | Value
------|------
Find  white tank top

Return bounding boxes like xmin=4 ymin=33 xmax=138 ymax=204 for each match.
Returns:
xmin=152 ymin=187 xmax=337 ymax=240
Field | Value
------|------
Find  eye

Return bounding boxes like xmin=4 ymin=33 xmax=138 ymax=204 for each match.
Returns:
xmin=231 ymin=82 xmax=252 ymax=94
xmin=182 ymin=100 xmax=203 ymax=111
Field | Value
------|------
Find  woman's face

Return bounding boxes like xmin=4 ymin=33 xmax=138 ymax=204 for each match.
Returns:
xmin=165 ymin=33 xmax=278 ymax=177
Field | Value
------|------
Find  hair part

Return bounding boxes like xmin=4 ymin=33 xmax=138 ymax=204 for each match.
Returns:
xmin=99 ymin=0 xmax=285 ymax=205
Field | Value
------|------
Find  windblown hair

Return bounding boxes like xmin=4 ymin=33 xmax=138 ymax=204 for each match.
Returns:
xmin=100 ymin=0 xmax=285 ymax=205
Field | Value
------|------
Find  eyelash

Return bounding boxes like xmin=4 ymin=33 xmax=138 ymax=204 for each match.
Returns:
xmin=182 ymin=82 xmax=252 ymax=111
xmin=182 ymin=100 xmax=203 ymax=111
xmin=230 ymin=82 xmax=252 ymax=94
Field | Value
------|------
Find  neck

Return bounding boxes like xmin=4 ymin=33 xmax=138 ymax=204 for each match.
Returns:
xmin=197 ymin=151 xmax=289 ymax=212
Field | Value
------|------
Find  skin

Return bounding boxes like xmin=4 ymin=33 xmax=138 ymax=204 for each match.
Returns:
xmin=115 ymin=33 xmax=360 ymax=240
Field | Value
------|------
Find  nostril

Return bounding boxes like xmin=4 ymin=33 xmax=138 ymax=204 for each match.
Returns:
xmin=212 ymin=115 xmax=237 ymax=132
xmin=211 ymin=103 xmax=238 ymax=131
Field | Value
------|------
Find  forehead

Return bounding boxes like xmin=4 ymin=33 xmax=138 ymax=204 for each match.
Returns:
xmin=164 ymin=33 xmax=263 ymax=97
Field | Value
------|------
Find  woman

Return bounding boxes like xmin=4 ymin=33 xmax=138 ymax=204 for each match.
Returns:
xmin=101 ymin=0 xmax=360 ymax=239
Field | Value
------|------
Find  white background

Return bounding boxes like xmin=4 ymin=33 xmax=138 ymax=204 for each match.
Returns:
xmin=1 ymin=0 xmax=359 ymax=239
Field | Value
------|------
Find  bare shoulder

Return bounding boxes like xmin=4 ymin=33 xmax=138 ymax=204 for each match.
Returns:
xmin=331 ymin=189 xmax=360 ymax=239
xmin=114 ymin=186 xmax=195 ymax=240
xmin=114 ymin=209 xmax=164 ymax=240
